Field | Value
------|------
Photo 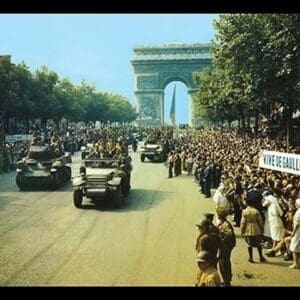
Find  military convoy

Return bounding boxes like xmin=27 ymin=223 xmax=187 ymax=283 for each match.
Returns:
xmin=16 ymin=145 xmax=72 ymax=190
xmin=72 ymin=155 xmax=132 ymax=208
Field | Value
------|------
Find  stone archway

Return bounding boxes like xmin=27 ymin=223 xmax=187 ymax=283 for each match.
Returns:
xmin=131 ymin=43 xmax=212 ymax=126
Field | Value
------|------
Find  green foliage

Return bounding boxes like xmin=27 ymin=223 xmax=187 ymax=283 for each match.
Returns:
xmin=0 ymin=60 xmax=137 ymax=126
xmin=193 ymin=14 xmax=300 ymax=129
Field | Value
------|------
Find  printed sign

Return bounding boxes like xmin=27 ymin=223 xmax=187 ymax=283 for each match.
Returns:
xmin=5 ymin=134 xmax=33 ymax=143
xmin=259 ymin=150 xmax=300 ymax=175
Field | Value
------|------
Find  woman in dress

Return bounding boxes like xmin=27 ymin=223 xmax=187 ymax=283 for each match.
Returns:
xmin=262 ymin=189 xmax=284 ymax=257
xmin=289 ymin=198 xmax=300 ymax=269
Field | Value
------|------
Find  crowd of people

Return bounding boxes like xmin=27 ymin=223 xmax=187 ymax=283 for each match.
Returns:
xmin=156 ymin=127 xmax=300 ymax=286
xmin=0 ymin=121 xmax=149 ymax=171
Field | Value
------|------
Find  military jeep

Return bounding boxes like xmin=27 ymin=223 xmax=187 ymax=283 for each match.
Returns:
xmin=140 ymin=141 xmax=165 ymax=162
xmin=72 ymin=156 xmax=132 ymax=208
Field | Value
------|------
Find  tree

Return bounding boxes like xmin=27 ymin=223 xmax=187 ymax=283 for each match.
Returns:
xmin=194 ymin=13 xmax=300 ymax=143
xmin=31 ymin=66 xmax=59 ymax=126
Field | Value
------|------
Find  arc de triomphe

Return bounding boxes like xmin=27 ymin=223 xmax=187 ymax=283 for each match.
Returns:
xmin=131 ymin=43 xmax=212 ymax=126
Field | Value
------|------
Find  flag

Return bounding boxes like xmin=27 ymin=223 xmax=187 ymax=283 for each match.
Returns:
xmin=169 ymin=84 xmax=176 ymax=126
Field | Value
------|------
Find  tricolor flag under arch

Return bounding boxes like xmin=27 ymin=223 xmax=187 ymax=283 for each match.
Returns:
xmin=169 ymin=84 xmax=176 ymax=126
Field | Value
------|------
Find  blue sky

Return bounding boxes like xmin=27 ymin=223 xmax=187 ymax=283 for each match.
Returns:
xmin=0 ymin=14 xmax=218 ymax=124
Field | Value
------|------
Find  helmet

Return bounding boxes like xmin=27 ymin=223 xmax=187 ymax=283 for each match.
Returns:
xmin=195 ymin=218 xmax=210 ymax=229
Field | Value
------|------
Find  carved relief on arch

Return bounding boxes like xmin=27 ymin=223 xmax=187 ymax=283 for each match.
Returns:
xmin=140 ymin=97 xmax=158 ymax=119
xmin=136 ymin=75 xmax=158 ymax=90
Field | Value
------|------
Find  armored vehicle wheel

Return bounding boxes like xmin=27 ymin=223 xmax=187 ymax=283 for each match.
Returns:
xmin=16 ymin=173 xmax=25 ymax=190
xmin=121 ymin=177 xmax=130 ymax=196
xmin=141 ymin=154 xmax=145 ymax=162
xmin=113 ymin=187 xmax=123 ymax=208
xmin=52 ymin=173 xmax=58 ymax=189
xmin=73 ymin=190 xmax=83 ymax=208
xmin=64 ymin=166 xmax=72 ymax=181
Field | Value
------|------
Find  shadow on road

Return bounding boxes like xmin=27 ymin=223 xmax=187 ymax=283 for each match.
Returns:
xmin=2 ymin=182 xmax=74 ymax=193
xmin=77 ymin=188 xmax=174 ymax=213
xmin=262 ymin=260 xmax=291 ymax=267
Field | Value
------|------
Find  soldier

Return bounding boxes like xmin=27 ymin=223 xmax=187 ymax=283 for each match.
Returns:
xmin=195 ymin=218 xmax=222 ymax=268
xmin=247 ymin=183 xmax=265 ymax=221
xmin=195 ymin=250 xmax=222 ymax=287
xmin=203 ymin=161 xmax=213 ymax=198
xmin=31 ymin=136 xmax=42 ymax=146
xmin=106 ymin=138 xmax=115 ymax=158
xmin=241 ymin=197 xmax=266 ymax=263
xmin=204 ymin=212 xmax=219 ymax=235
xmin=132 ymin=137 xmax=138 ymax=152
xmin=167 ymin=151 xmax=174 ymax=178
xmin=216 ymin=207 xmax=236 ymax=287
xmin=174 ymin=151 xmax=182 ymax=177
xmin=88 ymin=143 xmax=100 ymax=158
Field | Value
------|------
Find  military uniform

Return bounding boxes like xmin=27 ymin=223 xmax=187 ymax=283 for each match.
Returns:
xmin=218 ymin=219 xmax=236 ymax=286
xmin=197 ymin=233 xmax=222 ymax=268
xmin=195 ymin=266 xmax=222 ymax=287
xmin=240 ymin=206 xmax=265 ymax=262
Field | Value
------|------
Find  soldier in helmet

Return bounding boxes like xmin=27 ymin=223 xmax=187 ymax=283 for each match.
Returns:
xmin=195 ymin=250 xmax=222 ymax=287
xmin=204 ymin=212 xmax=219 ymax=235
xmin=31 ymin=136 xmax=42 ymax=146
xmin=216 ymin=207 xmax=236 ymax=287
xmin=195 ymin=218 xmax=222 ymax=268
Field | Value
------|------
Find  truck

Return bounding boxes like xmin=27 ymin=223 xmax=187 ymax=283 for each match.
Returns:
xmin=72 ymin=156 xmax=132 ymax=209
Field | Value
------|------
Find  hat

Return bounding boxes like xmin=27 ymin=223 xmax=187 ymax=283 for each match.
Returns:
xmin=195 ymin=218 xmax=210 ymax=229
xmin=216 ymin=207 xmax=228 ymax=217
xmin=204 ymin=212 xmax=215 ymax=219
xmin=196 ymin=250 xmax=212 ymax=262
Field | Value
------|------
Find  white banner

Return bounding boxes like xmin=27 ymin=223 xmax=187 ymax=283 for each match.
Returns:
xmin=259 ymin=150 xmax=300 ymax=175
xmin=5 ymin=134 xmax=33 ymax=143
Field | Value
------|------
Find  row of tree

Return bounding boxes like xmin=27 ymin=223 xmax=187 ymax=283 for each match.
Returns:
xmin=0 ymin=57 xmax=137 ymax=131
xmin=193 ymin=14 xmax=300 ymax=136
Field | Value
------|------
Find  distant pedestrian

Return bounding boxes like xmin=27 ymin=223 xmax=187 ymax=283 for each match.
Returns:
xmin=289 ymin=198 xmax=300 ymax=269
xmin=167 ymin=151 xmax=174 ymax=178
xmin=174 ymin=151 xmax=182 ymax=177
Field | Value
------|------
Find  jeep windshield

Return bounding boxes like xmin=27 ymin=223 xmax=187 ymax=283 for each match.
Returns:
xmin=85 ymin=159 xmax=118 ymax=169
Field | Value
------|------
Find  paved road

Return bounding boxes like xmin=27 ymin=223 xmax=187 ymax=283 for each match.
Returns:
xmin=0 ymin=146 xmax=299 ymax=286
